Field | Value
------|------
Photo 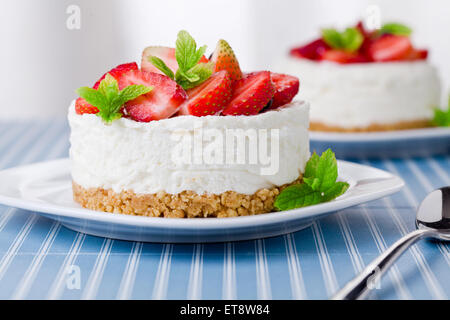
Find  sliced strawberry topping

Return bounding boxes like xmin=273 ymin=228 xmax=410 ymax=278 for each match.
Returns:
xmin=179 ymin=70 xmax=233 ymax=116
xmin=222 ymin=71 xmax=275 ymax=116
xmin=141 ymin=46 xmax=208 ymax=75
xmin=210 ymin=40 xmax=242 ymax=81
xmin=367 ymin=34 xmax=412 ymax=62
xmin=404 ymin=48 xmax=428 ymax=60
xmin=75 ymin=97 xmax=99 ymax=115
xmin=118 ymin=70 xmax=188 ymax=122
xmin=320 ymin=49 xmax=370 ymax=64
xmin=290 ymin=39 xmax=329 ymax=60
xmin=93 ymin=62 xmax=138 ymax=89
xmin=269 ymin=73 xmax=300 ymax=109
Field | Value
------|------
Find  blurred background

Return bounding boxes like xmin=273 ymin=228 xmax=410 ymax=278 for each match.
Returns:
xmin=1 ymin=0 xmax=449 ymax=119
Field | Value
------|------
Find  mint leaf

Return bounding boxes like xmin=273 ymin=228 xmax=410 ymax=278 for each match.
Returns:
xmin=322 ymin=27 xmax=363 ymax=52
xmin=341 ymin=28 xmax=364 ymax=52
xmin=176 ymin=30 xmax=198 ymax=71
xmin=174 ymin=30 xmax=212 ymax=90
xmin=148 ymin=30 xmax=212 ymax=90
xmin=432 ymin=108 xmax=450 ymax=127
xmin=274 ymin=149 xmax=350 ymax=211
xmin=322 ymin=29 xmax=342 ymax=48
xmin=76 ymin=76 xmax=152 ymax=124
xmin=274 ymin=184 xmax=322 ymax=211
xmin=176 ymin=62 xmax=214 ymax=90
xmin=322 ymin=181 xmax=349 ymax=202
xmin=303 ymin=149 xmax=338 ymax=192
xmin=115 ymin=84 xmax=153 ymax=106
xmin=379 ymin=23 xmax=412 ymax=36
xmin=303 ymin=152 xmax=319 ymax=182
xmin=76 ymin=87 xmax=107 ymax=108
xmin=432 ymin=94 xmax=450 ymax=127
xmin=149 ymin=56 xmax=174 ymax=79
xmin=98 ymin=74 xmax=120 ymax=104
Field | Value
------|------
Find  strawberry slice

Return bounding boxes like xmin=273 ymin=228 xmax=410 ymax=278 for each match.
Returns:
xmin=269 ymin=73 xmax=300 ymax=109
xmin=141 ymin=46 xmax=208 ymax=75
xmin=75 ymin=97 xmax=99 ymax=115
xmin=320 ymin=49 xmax=369 ymax=64
xmin=404 ymin=48 xmax=428 ymax=60
xmin=290 ymin=39 xmax=329 ymax=60
xmin=76 ymin=62 xmax=138 ymax=115
xmin=118 ymin=70 xmax=188 ymax=122
xmin=367 ymin=34 xmax=412 ymax=62
xmin=179 ymin=70 xmax=233 ymax=116
xmin=222 ymin=71 xmax=275 ymax=116
xmin=210 ymin=40 xmax=242 ymax=81
xmin=93 ymin=62 xmax=138 ymax=89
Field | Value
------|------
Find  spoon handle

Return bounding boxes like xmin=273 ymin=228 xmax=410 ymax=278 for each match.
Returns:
xmin=332 ymin=228 xmax=434 ymax=300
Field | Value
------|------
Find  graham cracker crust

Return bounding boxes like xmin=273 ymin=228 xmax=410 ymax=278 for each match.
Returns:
xmin=310 ymin=119 xmax=432 ymax=132
xmin=73 ymin=177 xmax=302 ymax=218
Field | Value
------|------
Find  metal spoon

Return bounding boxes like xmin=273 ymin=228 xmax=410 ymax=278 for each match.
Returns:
xmin=332 ymin=186 xmax=450 ymax=300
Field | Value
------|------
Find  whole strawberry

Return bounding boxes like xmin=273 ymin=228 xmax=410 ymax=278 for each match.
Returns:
xmin=210 ymin=40 xmax=242 ymax=81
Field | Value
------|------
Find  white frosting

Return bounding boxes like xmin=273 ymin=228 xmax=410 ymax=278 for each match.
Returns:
xmin=68 ymin=101 xmax=310 ymax=195
xmin=275 ymin=57 xmax=441 ymax=128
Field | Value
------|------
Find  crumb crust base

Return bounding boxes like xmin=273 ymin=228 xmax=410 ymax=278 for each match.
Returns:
xmin=309 ymin=119 xmax=432 ymax=132
xmin=72 ymin=177 xmax=302 ymax=218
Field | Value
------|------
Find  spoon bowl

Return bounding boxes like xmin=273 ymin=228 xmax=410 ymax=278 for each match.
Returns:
xmin=333 ymin=186 xmax=450 ymax=300
xmin=416 ymin=187 xmax=450 ymax=240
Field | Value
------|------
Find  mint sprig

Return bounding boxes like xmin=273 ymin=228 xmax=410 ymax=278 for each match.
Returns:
xmin=149 ymin=30 xmax=214 ymax=90
xmin=432 ymin=94 xmax=450 ymax=127
xmin=274 ymin=149 xmax=349 ymax=211
xmin=322 ymin=27 xmax=363 ymax=52
xmin=76 ymin=74 xmax=153 ymax=123
xmin=378 ymin=23 xmax=412 ymax=37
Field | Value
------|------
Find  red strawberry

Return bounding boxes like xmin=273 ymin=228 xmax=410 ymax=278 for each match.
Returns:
xmin=118 ymin=70 xmax=188 ymax=122
xmin=320 ymin=49 xmax=369 ymax=64
xmin=290 ymin=39 xmax=329 ymax=60
xmin=210 ymin=40 xmax=242 ymax=81
xmin=179 ymin=70 xmax=233 ymax=116
xmin=367 ymin=34 xmax=412 ymax=62
xmin=93 ymin=62 xmax=138 ymax=89
xmin=355 ymin=21 xmax=368 ymax=38
xmin=75 ymin=97 xmax=98 ymax=115
xmin=222 ymin=71 xmax=275 ymax=116
xmin=141 ymin=46 xmax=208 ymax=75
xmin=404 ymin=48 xmax=428 ymax=60
xmin=269 ymin=73 xmax=300 ymax=109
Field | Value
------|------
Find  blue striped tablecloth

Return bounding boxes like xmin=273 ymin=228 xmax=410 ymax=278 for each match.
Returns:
xmin=0 ymin=120 xmax=448 ymax=300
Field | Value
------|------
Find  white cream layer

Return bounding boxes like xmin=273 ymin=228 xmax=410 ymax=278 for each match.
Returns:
xmin=276 ymin=58 xmax=441 ymax=128
xmin=68 ymin=101 xmax=310 ymax=195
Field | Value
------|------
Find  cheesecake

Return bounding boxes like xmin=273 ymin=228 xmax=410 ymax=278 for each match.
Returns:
xmin=69 ymin=31 xmax=309 ymax=218
xmin=276 ymin=21 xmax=441 ymax=132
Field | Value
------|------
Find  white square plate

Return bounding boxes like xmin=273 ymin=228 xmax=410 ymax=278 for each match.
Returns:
xmin=0 ymin=159 xmax=404 ymax=243
xmin=310 ymin=127 xmax=450 ymax=158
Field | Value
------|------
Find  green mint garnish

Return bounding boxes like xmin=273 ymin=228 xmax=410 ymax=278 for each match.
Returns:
xmin=150 ymin=56 xmax=175 ymax=80
xmin=76 ymin=74 xmax=153 ymax=123
xmin=149 ymin=30 xmax=214 ymax=90
xmin=322 ymin=27 xmax=363 ymax=52
xmin=432 ymin=95 xmax=450 ymax=127
xmin=378 ymin=23 xmax=412 ymax=37
xmin=274 ymin=149 xmax=349 ymax=211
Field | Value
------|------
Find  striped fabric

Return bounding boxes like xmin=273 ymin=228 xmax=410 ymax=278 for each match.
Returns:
xmin=0 ymin=120 xmax=448 ymax=300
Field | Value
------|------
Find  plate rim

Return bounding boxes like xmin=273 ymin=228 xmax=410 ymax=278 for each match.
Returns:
xmin=310 ymin=127 xmax=450 ymax=142
xmin=0 ymin=158 xmax=405 ymax=230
